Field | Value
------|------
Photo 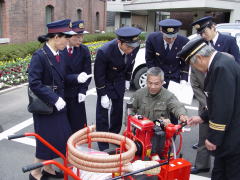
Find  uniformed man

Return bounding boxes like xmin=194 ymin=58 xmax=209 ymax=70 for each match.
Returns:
xmin=63 ymin=20 xmax=92 ymax=133
xmin=130 ymin=67 xmax=188 ymax=124
xmin=94 ymin=26 xmax=141 ymax=151
xmin=190 ymin=16 xmax=240 ymax=174
xmin=192 ymin=16 xmax=240 ymax=63
xmin=145 ymin=19 xmax=189 ymax=88
xmin=178 ymin=37 xmax=240 ymax=180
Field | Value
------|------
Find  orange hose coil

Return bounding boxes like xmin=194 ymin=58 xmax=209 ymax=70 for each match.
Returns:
xmin=67 ymin=125 xmax=137 ymax=173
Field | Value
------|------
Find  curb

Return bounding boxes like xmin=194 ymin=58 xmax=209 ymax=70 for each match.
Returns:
xmin=0 ymin=83 xmax=28 ymax=95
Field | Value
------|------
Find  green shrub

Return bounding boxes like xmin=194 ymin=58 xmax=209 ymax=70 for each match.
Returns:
xmin=0 ymin=41 xmax=41 ymax=61
xmin=83 ymin=32 xmax=116 ymax=42
xmin=0 ymin=32 xmax=147 ymax=62
xmin=83 ymin=32 xmax=146 ymax=43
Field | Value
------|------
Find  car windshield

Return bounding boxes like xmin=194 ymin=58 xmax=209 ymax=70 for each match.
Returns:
xmin=217 ymin=24 xmax=240 ymax=30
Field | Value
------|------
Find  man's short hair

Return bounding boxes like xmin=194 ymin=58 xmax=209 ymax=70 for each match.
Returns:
xmin=147 ymin=67 xmax=164 ymax=81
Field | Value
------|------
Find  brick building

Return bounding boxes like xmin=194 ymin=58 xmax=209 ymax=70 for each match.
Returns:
xmin=0 ymin=0 xmax=106 ymax=44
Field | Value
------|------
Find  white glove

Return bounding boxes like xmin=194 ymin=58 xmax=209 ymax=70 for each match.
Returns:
xmin=180 ymin=80 xmax=187 ymax=85
xmin=78 ymin=93 xmax=86 ymax=103
xmin=101 ymin=95 xmax=110 ymax=109
xmin=55 ymin=97 xmax=66 ymax=111
xmin=125 ymin=81 xmax=130 ymax=90
xmin=77 ymin=72 xmax=93 ymax=83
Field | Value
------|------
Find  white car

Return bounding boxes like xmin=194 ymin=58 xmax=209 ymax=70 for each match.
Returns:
xmin=131 ymin=23 xmax=240 ymax=89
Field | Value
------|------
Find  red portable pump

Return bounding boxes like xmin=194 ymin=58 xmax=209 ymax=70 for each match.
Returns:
xmin=124 ymin=114 xmax=155 ymax=159
xmin=123 ymin=104 xmax=191 ymax=180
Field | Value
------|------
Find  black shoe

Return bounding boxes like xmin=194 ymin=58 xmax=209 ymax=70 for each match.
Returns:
xmin=192 ymin=143 xmax=199 ymax=149
xmin=42 ymin=170 xmax=63 ymax=178
xmin=29 ymin=173 xmax=48 ymax=180
xmin=191 ymin=166 xmax=210 ymax=174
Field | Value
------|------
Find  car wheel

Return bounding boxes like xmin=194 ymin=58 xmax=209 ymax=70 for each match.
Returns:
xmin=133 ymin=67 xmax=148 ymax=89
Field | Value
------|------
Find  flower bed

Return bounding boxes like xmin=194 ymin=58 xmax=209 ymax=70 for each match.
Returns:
xmin=0 ymin=56 xmax=30 ymax=89
xmin=0 ymin=40 xmax=146 ymax=90
xmin=0 ymin=41 xmax=107 ymax=90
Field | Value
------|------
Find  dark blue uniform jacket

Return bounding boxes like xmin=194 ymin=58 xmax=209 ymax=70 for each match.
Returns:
xmin=202 ymin=52 xmax=240 ymax=157
xmin=146 ymin=32 xmax=189 ymax=83
xmin=62 ymin=44 xmax=92 ymax=97
xmin=28 ymin=45 xmax=65 ymax=108
xmin=94 ymin=39 xmax=139 ymax=99
xmin=212 ymin=32 xmax=240 ymax=63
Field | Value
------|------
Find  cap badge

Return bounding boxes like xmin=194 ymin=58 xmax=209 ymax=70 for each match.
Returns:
xmin=69 ymin=22 xmax=72 ymax=28
xmin=167 ymin=28 xmax=174 ymax=33
xmin=79 ymin=23 xmax=84 ymax=29
xmin=194 ymin=24 xmax=200 ymax=30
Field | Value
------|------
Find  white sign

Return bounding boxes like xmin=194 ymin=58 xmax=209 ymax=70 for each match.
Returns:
xmin=167 ymin=81 xmax=194 ymax=105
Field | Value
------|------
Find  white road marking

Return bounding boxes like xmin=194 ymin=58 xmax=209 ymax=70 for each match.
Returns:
xmin=1 ymin=88 xmax=198 ymax=147
xmin=0 ymin=118 xmax=33 ymax=141
xmin=12 ymin=137 xmax=36 ymax=147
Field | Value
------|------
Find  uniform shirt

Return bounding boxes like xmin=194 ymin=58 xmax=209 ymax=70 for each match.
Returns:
xmin=211 ymin=32 xmax=219 ymax=46
xmin=208 ymin=51 xmax=217 ymax=71
xmin=131 ymin=87 xmax=187 ymax=121
xmin=46 ymin=43 xmax=59 ymax=56
xmin=164 ymin=40 xmax=173 ymax=50
xmin=67 ymin=45 xmax=74 ymax=54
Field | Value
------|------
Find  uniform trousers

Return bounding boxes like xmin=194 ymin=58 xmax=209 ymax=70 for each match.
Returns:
xmin=212 ymin=153 xmax=240 ymax=180
xmin=96 ymin=95 xmax=123 ymax=151
xmin=194 ymin=122 xmax=211 ymax=169
xmin=65 ymin=97 xmax=87 ymax=133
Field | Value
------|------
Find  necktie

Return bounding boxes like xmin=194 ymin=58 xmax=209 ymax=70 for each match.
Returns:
xmin=68 ymin=48 xmax=73 ymax=56
xmin=165 ymin=43 xmax=170 ymax=55
xmin=123 ymin=54 xmax=127 ymax=64
xmin=55 ymin=55 xmax=60 ymax=63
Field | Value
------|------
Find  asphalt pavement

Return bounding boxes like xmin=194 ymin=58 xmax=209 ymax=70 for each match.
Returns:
xmin=0 ymin=82 xmax=212 ymax=180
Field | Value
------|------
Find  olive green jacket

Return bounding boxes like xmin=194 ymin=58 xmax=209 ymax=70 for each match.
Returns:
xmin=131 ymin=87 xmax=187 ymax=121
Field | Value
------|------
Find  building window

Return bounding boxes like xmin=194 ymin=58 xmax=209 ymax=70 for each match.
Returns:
xmin=120 ymin=12 xmax=131 ymax=27
xmin=96 ymin=12 xmax=100 ymax=31
xmin=45 ymin=5 xmax=54 ymax=25
xmin=77 ymin=9 xmax=82 ymax=20
xmin=107 ymin=12 xmax=115 ymax=27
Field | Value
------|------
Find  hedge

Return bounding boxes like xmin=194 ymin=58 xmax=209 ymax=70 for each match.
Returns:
xmin=0 ymin=42 xmax=41 ymax=61
xmin=0 ymin=32 xmax=147 ymax=61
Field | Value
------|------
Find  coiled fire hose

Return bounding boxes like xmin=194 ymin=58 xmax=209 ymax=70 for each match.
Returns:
xmin=67 ymin=125 xmax=161 ymax=175
xmin=67 ymin=125 xmax=137 ymax=173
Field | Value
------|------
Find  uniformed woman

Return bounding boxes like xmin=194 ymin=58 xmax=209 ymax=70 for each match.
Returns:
xmin=62 ymin=20 xmax=92 ymax=133
xmin=28 ymin=19 xmax=76 ymax=180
